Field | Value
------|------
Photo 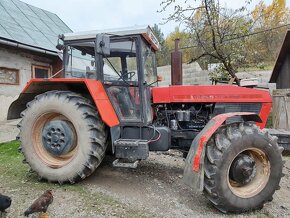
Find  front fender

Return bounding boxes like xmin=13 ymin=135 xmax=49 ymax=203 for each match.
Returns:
xmin=183 ymin=112 xmax=262 ymax=191
xmin=7 ymin=79 xmax=119 ymax=127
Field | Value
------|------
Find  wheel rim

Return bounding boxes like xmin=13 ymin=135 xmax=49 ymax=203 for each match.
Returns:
xmin=32 ymin=112 xmax=78 ymax=169
xmin=227 ymin=148 xmax=270 ymax=198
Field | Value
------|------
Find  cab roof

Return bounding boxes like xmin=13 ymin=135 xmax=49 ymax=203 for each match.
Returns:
xmin=63 ymin=25 xmax=160 ymax=51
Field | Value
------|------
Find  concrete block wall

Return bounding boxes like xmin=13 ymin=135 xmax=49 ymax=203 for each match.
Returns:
xmin=157 ymin=65 xmax=171 ymax=86
xmin=183 ymin=63 xmax=211 ymax=85
xmin=0 ymin=46 xmax=53 ymax=121
xmin=157 ymin=63 xmax=274 ymax=89
xmin=157 ymin=62 xmax=210 ymax=86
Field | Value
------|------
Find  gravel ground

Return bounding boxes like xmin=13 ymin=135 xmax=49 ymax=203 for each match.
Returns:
xmin=82 ymin=151 xmax=290 ymax=218
xmin=1 ymin=149 xmax=290 ymax=217
xmin=1 ymin=133 xmax=290 ymax=217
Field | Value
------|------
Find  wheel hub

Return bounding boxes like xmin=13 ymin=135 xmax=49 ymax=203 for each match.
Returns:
xmin=229 ymin=154 xmax=256 ymax=185
xmin=42 ymin=120 xmax=76 ymax=156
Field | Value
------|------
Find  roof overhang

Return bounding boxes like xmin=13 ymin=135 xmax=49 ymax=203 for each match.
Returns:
xmin=269 ymin=30 xmax=290 ymax=83
xmin=63 ymin=25 xmax=160 ymax=51
xmin=0 ymin=37 xmax=58 ymax=57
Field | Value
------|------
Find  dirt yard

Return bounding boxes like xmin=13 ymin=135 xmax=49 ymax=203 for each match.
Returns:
xmin=85 ymin=152 xmax=290 ymax=218
xmin=1 ymin=139 xmax=290 ymax=218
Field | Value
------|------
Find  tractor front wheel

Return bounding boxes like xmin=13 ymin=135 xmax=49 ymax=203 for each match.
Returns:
xmin=204 ymin=122 xmax=283 ymax=213
xmin=18 ymin=91 xmax=107 ymax=184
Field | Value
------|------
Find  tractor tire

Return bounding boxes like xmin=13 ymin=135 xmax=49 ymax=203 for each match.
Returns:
xmin=204 ymin=122 xmax=283 ymax=213
xmin=18 ymin=91 xmax=107 ymax=184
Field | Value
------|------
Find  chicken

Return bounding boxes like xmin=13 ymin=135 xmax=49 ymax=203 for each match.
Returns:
xmin=0 ymin=194 xmax=11 ymax=218
xmin=24 ymin=190 xmax=53 ymax=217
xmin=0 ymin=194 xmax=11 ymax=212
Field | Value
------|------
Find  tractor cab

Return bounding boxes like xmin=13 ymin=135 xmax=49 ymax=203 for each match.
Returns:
xmin=58 ymin=26 xmax=160 ymax=126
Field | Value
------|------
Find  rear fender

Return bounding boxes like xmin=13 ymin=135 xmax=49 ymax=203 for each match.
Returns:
xmin=7 ymin=79 xmax=119 ymax=127
xmin=183 ymin=112 xmax=262 ymax=191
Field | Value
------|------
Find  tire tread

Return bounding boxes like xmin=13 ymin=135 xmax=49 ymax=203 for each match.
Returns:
xmin=203 ymin=122 xmax=283 ymax=213
xmin=18 ymin=90 xmax=107 ymax=184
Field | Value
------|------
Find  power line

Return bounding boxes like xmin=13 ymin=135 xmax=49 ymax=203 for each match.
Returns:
xmin=177 ymin=23 xmax=290 ymax=50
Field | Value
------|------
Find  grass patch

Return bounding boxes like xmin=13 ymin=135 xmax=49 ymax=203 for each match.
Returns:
xmin=0 ymin=141 xmax=27 ymax=183
xmin=0 ymin=140 xmax=83 ymax=192
xmin=0 ymin=141 xmax=151 ymax=217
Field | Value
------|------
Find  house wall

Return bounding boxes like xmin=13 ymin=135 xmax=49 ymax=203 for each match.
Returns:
xmin=276 ymin=54 xmax=290 ymax=89
xmin=0 ymin=46 xmax=55 ymax=121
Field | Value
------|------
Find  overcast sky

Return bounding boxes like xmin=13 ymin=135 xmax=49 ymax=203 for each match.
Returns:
xmin=20 ymin=0 xmax=289 ymax=36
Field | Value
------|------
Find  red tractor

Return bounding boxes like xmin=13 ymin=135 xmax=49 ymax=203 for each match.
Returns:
xmin=8 ymin=26 xmax=283 ymax=213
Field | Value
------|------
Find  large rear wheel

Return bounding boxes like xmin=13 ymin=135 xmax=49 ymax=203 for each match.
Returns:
xmin=18 ymin=91 xmax=107 ymax=184
xmin=204 ymin=122 xmax=283 ymax=213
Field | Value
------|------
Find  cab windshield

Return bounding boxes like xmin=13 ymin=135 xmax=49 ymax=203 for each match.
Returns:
xmin=103 ymin=38 xmax=138 ymax=82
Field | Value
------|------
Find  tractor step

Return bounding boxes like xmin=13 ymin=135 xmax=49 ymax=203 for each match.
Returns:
xmin=114 ymin=139 xmax=148 ymax=147
xmin=114 ymin=139 xmax=149 ymax=160
xmin=112 ymin=159 xmax=139 ymax=168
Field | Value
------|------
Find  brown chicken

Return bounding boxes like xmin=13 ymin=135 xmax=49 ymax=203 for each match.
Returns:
xmin=24 ymin=190 xmax=53 ymax=217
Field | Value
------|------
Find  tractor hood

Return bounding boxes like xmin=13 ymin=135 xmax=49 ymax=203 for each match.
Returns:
xmin=152 ymin=85 xmax=272 ymax=103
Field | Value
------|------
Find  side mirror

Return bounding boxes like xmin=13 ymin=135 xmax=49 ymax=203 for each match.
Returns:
xmin=157 ymin=75 xmax=163 ymax=82
xmin=56 ymin=34 xmax=65 ymax=51
xmin=96 ymin=34 xmax=110 ymax=56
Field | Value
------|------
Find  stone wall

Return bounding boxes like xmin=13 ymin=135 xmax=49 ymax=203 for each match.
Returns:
xmin=0 ymin=46 xmax=54 ymax=121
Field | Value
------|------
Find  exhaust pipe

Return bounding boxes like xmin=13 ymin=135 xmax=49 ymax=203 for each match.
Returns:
xmin=171 ymin=39 xmax=183 ymax=85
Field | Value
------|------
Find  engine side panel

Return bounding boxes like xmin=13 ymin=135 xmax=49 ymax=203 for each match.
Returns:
xmin=212 ymin=102 xmax=271 ymax=128
xmin=7 ymin=79 xmax=119 ymax=127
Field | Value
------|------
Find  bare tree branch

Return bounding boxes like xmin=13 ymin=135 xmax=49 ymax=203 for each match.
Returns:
xmin=160 ymin=0 xmax=253 ymax=85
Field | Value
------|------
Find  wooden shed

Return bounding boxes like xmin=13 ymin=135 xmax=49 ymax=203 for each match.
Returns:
xmin=269 ymin=30 xmax=290 ymax=130
xmin=269 ymin=30 xmax=290 ymax=88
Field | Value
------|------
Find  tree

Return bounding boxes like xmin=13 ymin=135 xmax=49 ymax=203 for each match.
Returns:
xmin=252 ymin=0 xmax=289 ymax=28
xmin=160 ymin=0 xmax=287 ymax=85
xmin=152 ymin=25 xmax=194 ymax=66
xmin=250 ymin=0 xmax=290 ymax=62
xmin=152 ymin=24 xmax=170 ymax=66
xmin=152 ymin=24 xmax=165 ymax=45
xmin=164 ymin=27 xmax=193 ymax=63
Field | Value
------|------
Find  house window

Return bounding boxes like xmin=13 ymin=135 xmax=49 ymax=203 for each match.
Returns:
xmin=0 ymin=67 xmax=19 ymax=85
xmin=32 ymin=65 xmax=51 ymax=78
